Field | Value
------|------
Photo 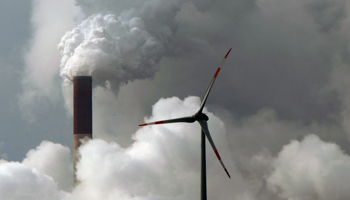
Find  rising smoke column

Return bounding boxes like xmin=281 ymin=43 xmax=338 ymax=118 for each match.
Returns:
xmin=19 ymin=0 xmax=75 ymax=121
xmin=58 ymin=13 xmax=164 ymax=94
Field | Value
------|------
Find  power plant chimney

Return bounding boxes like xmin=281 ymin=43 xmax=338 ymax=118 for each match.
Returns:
xmin=73 ymin=76 xmax=92 ymax=185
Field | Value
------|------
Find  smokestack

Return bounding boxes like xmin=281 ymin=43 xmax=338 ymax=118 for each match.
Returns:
xmin=73 ymin=76 xmax=92 ymax=185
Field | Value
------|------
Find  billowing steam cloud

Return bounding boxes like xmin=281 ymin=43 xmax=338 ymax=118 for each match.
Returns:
xmin=58 ymin=13 xmax=164 ymax=93
xmin=12 ymin=0 xmax=350 ymax=199
xmin=268 ymin=135 xmax=350 ymax=200
xmin=19 ymin=0 xmax=75 ymax=120
xmin=0 ymin=161 xmax=64 ymax=200
xmin=0 ymin=141 xmax=70 ymax=199
xmin=22 ymin=141 xmax=73 ymax=191
xmin=4 ymin=97 xmax=350 ymax=199
xmin=1 ymin=97 xmax=241 ymax=199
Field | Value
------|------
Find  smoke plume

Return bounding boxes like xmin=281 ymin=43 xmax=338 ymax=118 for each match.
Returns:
xmin=19 ymin=0 xmax=75 ymax=120
xmin=58 ymin=13 xmax=164 ymax=94
xmin=12 ymin=0 xmax=350 ymax=199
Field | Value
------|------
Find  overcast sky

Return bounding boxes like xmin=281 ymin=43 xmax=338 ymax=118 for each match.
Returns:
xmin=1 ymin=0 xmax=350 ymax=199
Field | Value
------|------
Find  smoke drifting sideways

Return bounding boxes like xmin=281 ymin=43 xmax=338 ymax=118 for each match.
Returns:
xmin=58 ymin=13 xmax=164 ymax=94
xmin=3 ymin=97 xmax=350 ymax=200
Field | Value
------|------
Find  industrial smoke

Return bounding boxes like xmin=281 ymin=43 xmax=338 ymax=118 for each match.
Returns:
xmin=58 ymin=14 xmax=164 ymax=94
xmin=8 ymin=0 xmax=350 ymax=199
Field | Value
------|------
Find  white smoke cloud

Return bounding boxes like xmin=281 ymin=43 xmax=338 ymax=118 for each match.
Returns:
xmin=0 ymin=142 xmax=72 ymax=199
xmin=5 ymin=96 xmax=350 ymax=200
xmin=14 ymin=0 xmax=350 ymax=199
xmin=0 ymin=141 xmax=71 ymax=200
xmin=22 ymin=141 xmax=73 ymax=191
xmin=71 ymin=96 xmax=245 ymax=199
xmin=0 ymin=141 xmax=73 ymax=199
xmin=19 ymin=0 xmax=76 ymax=120
xmin=58 ymin=13 xmax=164 ymax=94
xmin=267 ymin=134 xmax=350 ymax=200
xmin=0 ymin=161 xmax=65 ymax=200
xmin=1 ymin=96 xmax=250 ymax=200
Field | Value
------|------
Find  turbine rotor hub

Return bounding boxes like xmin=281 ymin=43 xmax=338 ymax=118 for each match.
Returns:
xmin=194 ymin=112 xmax=209 ymax=121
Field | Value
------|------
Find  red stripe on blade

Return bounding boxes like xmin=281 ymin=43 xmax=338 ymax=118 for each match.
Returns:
xmin=214 ymin=150 xmax=221 ymax=160
xmin=139 ymin=124 xmax=147 ymax=126
xmin=214 ymin=68 xmax=221 ymax=78
xmin=225 ymin=48 xmax=232 ymax=58
xmin=155 ymin=121 xmax=164 ymax=124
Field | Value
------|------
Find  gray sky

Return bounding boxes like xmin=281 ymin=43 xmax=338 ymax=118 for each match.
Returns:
xmin=2 ymin=0 xmax=350 ymax=199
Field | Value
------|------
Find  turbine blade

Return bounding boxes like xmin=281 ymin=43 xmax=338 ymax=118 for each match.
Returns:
xmin=139 ymin=116 xmax=195 ymax=126
xmin=198 ymin=48 xmax=232 ymax=113
xmin=198 ymin=120 xmax=231 ymax=178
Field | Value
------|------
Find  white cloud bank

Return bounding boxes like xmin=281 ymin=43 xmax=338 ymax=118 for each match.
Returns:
xmin=268 ymin=134 xmax=350 ymax=200
xmin=1 ymin=96 xmax=247 ymax=200
xmin=3 ymin=97 xmax=350 ymax=199
xmin=0 ymin=141 xmax=70 ymax=200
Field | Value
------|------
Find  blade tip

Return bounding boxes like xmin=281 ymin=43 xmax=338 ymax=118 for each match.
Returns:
xmin=225 ymin=48 xmax=232 ymax=58
xmin=225 ymin=168 xmax=231 ymax=178
xmin=139 ymin=124 xmax=147 ymax=126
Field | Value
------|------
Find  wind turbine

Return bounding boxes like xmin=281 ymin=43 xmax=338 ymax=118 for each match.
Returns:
xmin=139 ymin=48 xmax=232 ymax=200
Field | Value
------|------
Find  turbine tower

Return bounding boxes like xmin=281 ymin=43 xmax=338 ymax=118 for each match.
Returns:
xmin=139 ymin=48 xmax=232 ymax=200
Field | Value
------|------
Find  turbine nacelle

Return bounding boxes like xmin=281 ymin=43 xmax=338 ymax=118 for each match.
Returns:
xmin=193 ymin=112 xmax=209 ymax=121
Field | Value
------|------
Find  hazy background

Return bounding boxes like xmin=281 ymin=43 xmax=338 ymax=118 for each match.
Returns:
xmin=1 ymin=0 xmax=350 ymax=199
